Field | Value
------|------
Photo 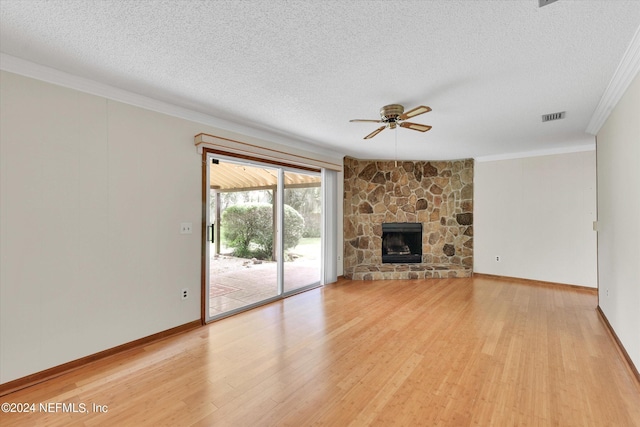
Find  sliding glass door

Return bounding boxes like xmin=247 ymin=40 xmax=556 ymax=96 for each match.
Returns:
xmin=283 ymin=170 xmax=322 ymax=293
xmin=205 ymin=154 xmax=322 ymax=321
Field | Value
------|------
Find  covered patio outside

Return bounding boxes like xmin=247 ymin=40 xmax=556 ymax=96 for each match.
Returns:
xmin=208 ymin=159 xmax=322 ymax=317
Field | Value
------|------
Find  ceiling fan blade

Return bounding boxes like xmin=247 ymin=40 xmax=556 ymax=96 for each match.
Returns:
xmin=350 ymin=119 xmax=383 ymax=123
xmin=364 ymin=126 xmax=386 ymax=139
xmin=399 ymin=105 xmax=432 ymax=120
xmin=400 ymin=122 xmax=432 ymax=132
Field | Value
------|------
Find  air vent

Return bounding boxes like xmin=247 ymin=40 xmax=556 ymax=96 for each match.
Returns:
xmin=539 ymin=0 xmax=559 ymax=7
xmin=542 ymin=111 xmax=565 ymax=122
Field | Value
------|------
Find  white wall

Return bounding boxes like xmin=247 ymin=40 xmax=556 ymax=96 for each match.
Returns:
xmin=596 ymin=72 xmax=640 ymax=370
xmin=474 ymin=151 xmax=597 ymax=287
xmin=0 ymin=71 xmax=343 ymax=384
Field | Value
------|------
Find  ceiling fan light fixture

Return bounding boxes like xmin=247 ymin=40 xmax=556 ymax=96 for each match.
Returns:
xmin=380 ymin=104 xmax=405 ymax=120
xmin=351 ymin=104 xmax=432 ymax=139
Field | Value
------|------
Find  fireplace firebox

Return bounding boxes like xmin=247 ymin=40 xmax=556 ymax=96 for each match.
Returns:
xmin=382 ymin=222 xmax=423 ymax=263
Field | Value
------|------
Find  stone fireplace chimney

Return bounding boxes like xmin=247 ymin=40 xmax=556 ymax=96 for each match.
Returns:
xmin=343 ymin=158 xmax=474 ymax=280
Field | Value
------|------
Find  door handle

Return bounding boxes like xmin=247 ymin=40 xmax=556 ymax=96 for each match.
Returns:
xmin=209 ymin=224 xmax=215 ymax=243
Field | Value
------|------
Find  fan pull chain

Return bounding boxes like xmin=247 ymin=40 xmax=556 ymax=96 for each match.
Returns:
xmin=395 ymin=126 xmax=398 ymax=168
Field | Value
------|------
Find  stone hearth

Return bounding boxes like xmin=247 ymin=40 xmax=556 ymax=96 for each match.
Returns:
xmin=343 ymin=157 xmax=474 ymax=280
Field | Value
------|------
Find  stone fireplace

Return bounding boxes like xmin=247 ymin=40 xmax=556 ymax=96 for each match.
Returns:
xmin=343 ymin=157 xmax=474 ymax=280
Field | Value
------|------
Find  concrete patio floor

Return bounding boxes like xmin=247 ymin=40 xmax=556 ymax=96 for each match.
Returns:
xmin=208 ymin=255 xmax=321 ymax=317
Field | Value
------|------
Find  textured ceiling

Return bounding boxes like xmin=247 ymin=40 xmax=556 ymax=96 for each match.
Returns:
xmin=1 ymin=0 xmax=639 ymax=160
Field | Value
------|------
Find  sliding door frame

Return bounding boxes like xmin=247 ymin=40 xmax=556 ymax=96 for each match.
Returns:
xmin=201 ymin=147 xmax=324 ymax=323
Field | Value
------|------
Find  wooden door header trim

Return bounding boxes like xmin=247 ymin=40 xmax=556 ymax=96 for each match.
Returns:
xmin=195 ymin=133 xmax=343 ymax=172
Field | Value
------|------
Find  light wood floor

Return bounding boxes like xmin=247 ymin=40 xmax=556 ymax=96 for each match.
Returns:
xmin=3 ymin=276 xmax=640 ymax=426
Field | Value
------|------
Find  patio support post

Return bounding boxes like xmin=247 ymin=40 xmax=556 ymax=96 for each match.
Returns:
xmin=215 ymin=190 xmax=221 ymax=255
xmin=272 ymin=188 xmax=277 ymax=261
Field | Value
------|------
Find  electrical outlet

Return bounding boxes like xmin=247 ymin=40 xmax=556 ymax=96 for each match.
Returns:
xmin=180 ymin=222 xmax=192 ymax=234
xmin=606 ymin=289 xmax=609 ymax=297
xmin=181 ymin=288 xmax=189 ymax=300
xmin=495 ymin=255 xmax=501 ymax=262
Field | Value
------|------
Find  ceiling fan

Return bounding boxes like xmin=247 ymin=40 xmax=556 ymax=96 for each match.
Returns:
xmin=350 ymin=104 xmax=432 ymax=139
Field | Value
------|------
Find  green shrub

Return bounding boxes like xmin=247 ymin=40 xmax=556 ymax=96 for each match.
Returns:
xmin=302 ymin=212 xmax=321 ymax=238
xmin=282 ymin=204 xmax=306 ymax=251
xmin=221 ymin=203 xmax=304 ymax=260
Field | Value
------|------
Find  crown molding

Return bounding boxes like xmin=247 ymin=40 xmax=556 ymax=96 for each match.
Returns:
xmin=586 ymin=25 xmax=640 ymax=135
xmin=475 ymin=141 xmax=595 ymax=163
xmin=0 ymin=53 xmax=342 ymax=162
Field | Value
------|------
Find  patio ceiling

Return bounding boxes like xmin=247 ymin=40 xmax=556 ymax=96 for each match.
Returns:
xmin=210 ymin=161 xmax=321 ymax=192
